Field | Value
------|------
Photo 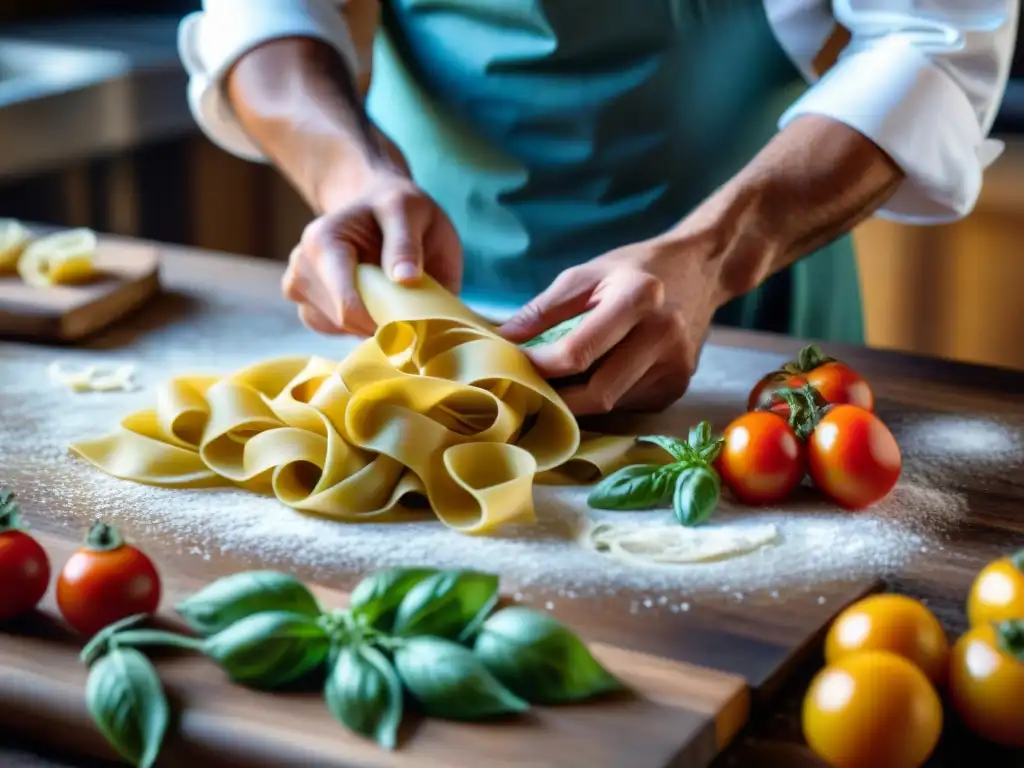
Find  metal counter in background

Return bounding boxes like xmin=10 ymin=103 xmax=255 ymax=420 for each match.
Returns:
xmin=0 ymin=15 xmax=191 ymax=180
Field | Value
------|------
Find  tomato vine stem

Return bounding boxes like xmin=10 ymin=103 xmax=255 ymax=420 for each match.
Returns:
xmin=83 ymin=521 xmax=124 ymax=552
xmin=996 ymin=619 xmax=1024 ymax=660
xmin=0 ymin=488 xmax=24 ymax=533
xmin=1010 ymin=548 xmax=1024 ymax=573
xmin=765 ymin=383 xmax=829 ymax=441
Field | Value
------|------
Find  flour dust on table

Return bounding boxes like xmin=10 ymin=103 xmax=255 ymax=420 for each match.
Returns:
xmin=0 ymin=329 xmax=979 ymax=599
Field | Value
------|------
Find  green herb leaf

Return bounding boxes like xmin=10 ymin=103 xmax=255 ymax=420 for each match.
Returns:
xmin=349 ymin=567 xmax=439 ymax=632
xmin=473 ymin=607 xmax=622 ymax=704
xmin=324 ymin=645 xmax=404 ymax=750
xmin=176 ymin=571 xmax=322 ymax=636
xmin=687 ymin=422 xmax=713 ymax=450
xmin=391 ymin=570 xmax=499 ymax=642
xmin=586 ymin=463 xmax=681 ymax=510
xmin=698 ymin=437 xmax=725 ymax=465
xmin=635 ymin=435 xmax=692 ymax=463
xmin=394 ymin=636 xmax=528 ymax=720
xmin=520 ymin=312 xmax=590 ymax=349
xmin=85 ymin=648 xmax=169 ymax=768
xmin=202 ymin=611 xmax=330 ymax=689
xmin=672 ymin=465 xmax=721 ymax=527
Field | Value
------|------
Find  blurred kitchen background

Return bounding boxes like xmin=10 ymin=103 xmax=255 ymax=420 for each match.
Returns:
xmin=1 ymin=1 xmax=1023 ymax=369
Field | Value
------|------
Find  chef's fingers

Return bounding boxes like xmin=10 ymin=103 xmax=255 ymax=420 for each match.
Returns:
xmin=424 ymin=216 xmax=465 ymax=296
xmin=376 ymin=192 xmax=431 ymax=284
xmin=556 ymin=320 xmax=666 ymax=415
xmin=294 ymin=226 xmax=375 ymax=337
xmin=525 ymin=273 xmax=662 ymax=379
xmin=497 ymin=267 xmax=596 ymax=343
xmin=297 ymin=303 xmax=342 ymax=335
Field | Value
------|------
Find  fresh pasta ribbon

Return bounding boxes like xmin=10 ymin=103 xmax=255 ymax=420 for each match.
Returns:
xmin=69 ymin=265 xmax=671 ymax=534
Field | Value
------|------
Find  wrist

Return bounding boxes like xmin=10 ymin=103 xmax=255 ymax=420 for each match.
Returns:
xmin=663 ymin=177 xmax=782 ymax=307
xmin=314 ymin=142 xmax=399 ymax=211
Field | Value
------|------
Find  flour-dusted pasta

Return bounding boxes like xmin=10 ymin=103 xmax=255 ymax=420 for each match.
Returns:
xmin=69 ymin=265 xmax=670 ymax=534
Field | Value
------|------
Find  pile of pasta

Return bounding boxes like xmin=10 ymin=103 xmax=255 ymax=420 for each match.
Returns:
xmin=70 ymin=265 xmax=669 ymax=534
xmin=0 ymin=219 xmax=98 ymax=287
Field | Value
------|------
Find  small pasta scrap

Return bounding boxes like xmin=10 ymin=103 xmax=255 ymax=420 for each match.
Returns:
xmin=48 ymin=361 xmax=139 ymax=393
xmin=0 ymin=219 xmax=32 ymax=273
xmin=17 ymin=228 xmax=99 ymax=287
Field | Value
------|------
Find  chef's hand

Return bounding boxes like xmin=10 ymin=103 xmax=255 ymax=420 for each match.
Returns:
xmin=283 ymin=165 xmax=463 ymax=337
xmin=497 ymin=235 xmax=730 ymax=415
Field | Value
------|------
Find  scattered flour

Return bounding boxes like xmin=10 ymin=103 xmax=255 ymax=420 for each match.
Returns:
xmin=0 ymin=297 xmax=1002 ymax=600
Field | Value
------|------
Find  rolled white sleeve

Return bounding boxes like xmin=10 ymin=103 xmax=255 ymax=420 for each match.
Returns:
xmin=178 ymin=0 xmax=359 ymax=162
xmin=769 ymin=1 xmax=1020 ymax=224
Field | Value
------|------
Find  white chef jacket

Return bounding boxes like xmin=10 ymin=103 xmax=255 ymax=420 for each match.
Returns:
xmin=178 ymin=0 xmax=1019 ymax=224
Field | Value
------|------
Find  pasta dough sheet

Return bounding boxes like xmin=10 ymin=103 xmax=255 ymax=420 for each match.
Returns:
xmin=69 ymin=265 xmax=670 ymax=535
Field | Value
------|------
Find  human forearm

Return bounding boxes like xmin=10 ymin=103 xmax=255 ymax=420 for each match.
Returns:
xmin=225 ymin=37 xmax=394 ymax=212
xmin=670 ymin=115 xmax=903 ymax=303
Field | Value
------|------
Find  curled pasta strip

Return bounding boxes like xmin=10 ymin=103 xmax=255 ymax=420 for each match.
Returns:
xmin=69 ymin=265 xmax=670 ymax=534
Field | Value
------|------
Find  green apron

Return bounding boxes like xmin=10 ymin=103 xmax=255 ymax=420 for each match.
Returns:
xmin=365 ymin=0 xmax=864 ymax=344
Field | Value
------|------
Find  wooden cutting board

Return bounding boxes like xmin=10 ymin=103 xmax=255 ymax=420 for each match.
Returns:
xmin=0 ymin=238 xmax=160 ymax=343
xmin=0 ymin=528 xmax=870 ymax=768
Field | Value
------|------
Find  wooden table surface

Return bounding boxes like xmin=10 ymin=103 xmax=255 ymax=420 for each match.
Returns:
xmin=2 ymin=239 xmax=1024 ymax=767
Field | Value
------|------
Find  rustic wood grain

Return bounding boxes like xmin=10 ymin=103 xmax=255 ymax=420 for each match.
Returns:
xmin=0 ymin=530 xmax=749 ymax=768
xmin=2 ymin=236 xmax=1024 ymax=767
xmin=0 ymin=240 xmax=160 ymax=342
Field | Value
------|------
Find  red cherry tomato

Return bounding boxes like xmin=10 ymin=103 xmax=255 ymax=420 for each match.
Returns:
xmin=747 ymin=372 xmax=807 ymax=412
xmin=0 ymin=490 xmax=51 ymax=622
xmin=716 ymin=411 xmax=807 ymax=505
xmin=747 ymin=346 xmax=874 ymax=416
xmin=806 ymin=362 xmax=874 ymax=412
xmin=808 ymin=405 xmax=901 ymax=510
xmin=57 ymin=522 xmax=161 ymax=637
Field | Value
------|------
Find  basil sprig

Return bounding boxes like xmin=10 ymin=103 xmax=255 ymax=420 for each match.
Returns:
xmin=586 ymin=420 xmax=725 ymax=526
xmin=80 ymin=567 xmax=621 ymax=763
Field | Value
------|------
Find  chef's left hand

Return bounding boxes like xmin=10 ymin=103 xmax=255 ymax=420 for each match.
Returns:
xmin=497 ymin=234 xmax=731 ymax=415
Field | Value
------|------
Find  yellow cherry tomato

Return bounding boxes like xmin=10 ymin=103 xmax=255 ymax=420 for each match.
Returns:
xmin=949 ymin=621 xmax=1024 ymax=748
xmin=803 ymin=651 xmax=942 ymax=768
xmin=825 ymin=594 xmax=949 ymax=686
xmin=967 ymin=549 xmax=1024 ymax=627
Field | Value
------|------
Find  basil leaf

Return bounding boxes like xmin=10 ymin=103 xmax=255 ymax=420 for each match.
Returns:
xmin=673 ymin=466 xmax=721 ymax=527
xmin=586 ymin=464 xmax=681 ymax=510
xmin=698 ymin=438 xmax=724 ymax=465
xmin=391 ymin=570 xmax=499 ymax=641
xmin=687 ymin=421 xmax=712 ymax=449
xmin=473 ymin=607 xmax=622 ymax=703
xmin=202 ymin=611 xmax=330 ymax=689
xmin=636 ymin=435 xmax=692 ymax=463
xmin=349 ymin=567 xmax=439 ymax=632
xmin=520 ymin=312 xmax=590 ymax=349
xmin=176 ymin=571 xmax=321 ymax=636
xmin=324 ymin=645 xmax=404 ymax=750
xmin=85 ymin=648 xmax=169 ymax=768
xmin=394 ymin=636 xmax=528 ymax=720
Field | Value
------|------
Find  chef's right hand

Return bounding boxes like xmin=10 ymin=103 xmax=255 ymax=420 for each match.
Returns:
xmin=282 ymin=167 xmax=463 ymax=337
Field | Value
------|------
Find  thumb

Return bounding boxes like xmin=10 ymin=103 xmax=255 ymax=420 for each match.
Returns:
xmin=378 ymin=199 xmax=428 ymax=284
xmin=498 ymin=270 xmax=593 ymax=343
